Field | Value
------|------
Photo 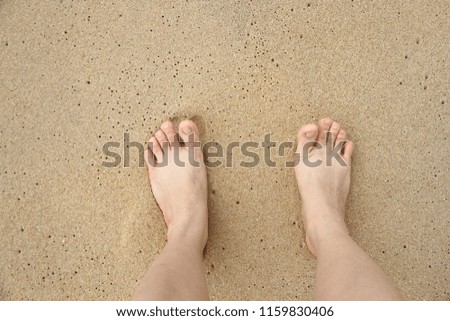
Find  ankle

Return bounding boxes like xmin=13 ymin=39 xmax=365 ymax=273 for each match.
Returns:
xmin=167 ymin=223 xmax=207 ymax=253
xmin=306 ymin=224 xmax=350 ymax=257
xmin=303 ymin=205 xmax=349 ymax=250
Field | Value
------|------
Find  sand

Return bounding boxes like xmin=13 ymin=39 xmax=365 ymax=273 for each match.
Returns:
xmin=0 ymin=0 xmax=448 ymax=300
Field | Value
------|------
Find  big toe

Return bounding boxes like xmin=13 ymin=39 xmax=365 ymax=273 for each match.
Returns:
xmin=178 ymin=120 xmax=200 ymax=143
xmin=178 ymin=120 xmax=202 ymax=161
xmin=296 ymin=123 xmax=319 ymax=154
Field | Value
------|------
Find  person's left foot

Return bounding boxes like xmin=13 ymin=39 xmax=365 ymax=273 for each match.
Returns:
xmin=145 ymin=120 xmax=208 ymax=252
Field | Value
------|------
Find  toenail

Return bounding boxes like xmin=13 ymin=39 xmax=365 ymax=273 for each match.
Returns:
xmin=323 ymin=118 xmax=331 ymax=126
xmin=182 ymin=126 xmax=192 ymax=134
xmin=162 ymin=122 xmax=171 ymax=128
xmin=306 ymin=130 xmax=315 ymax=138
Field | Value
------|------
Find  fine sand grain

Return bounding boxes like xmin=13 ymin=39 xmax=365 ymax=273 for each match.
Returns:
xmin=0 ymin=1 xmax=448 ymax=300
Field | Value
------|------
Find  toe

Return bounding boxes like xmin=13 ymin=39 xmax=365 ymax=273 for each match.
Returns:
xmin=343 ymin=140 xmax=354 ymax=164
xmin=147 ymin=136 xmax=163 ymax=163
xmin=155 ymin=130 xmax=169 ymax=151
xmin=336 ymin=129 xmax=347 ymax=154
xmin=318 ymin=117 xmax=332 ymax=146
xmin=329 ymin=121 xmax=340 ymax=146
xmin=161 ymin=121 xmax=179 ymax=147
xmin=144 ymin=146 xmax=155 ymax=167
xmin=296 ymin=124 xmax=318 ymax=154
xmin=336 ymin=128 xmax=347 ymax=142
xmin=178 ymin=120 xmax=202 ymax=161
xmin=178 ymin=120 xmax=200 ymax=143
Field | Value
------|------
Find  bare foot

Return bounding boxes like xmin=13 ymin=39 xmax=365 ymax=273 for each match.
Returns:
xmin=144 ymin=120 xmax=208 ymax=252
xmin=294 ymin=117 xmax=355 ymax=256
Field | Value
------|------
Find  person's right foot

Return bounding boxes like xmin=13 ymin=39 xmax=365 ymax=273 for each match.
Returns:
xmin=294 ymin=117 xmax=355 ymax=256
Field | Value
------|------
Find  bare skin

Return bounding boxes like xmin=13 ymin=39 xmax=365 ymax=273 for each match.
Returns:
xmin=133 ymin=117 xmax=402 ymax=301
xmin=295 ymin=117 xmax=402 ymax=300
xmin=132 ymin=120 xmax=209 ymax=300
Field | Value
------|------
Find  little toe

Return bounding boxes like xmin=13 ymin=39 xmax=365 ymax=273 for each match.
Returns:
xmin=343 ymin=140 xmax=354 ymax=165
xmin=144 ymin=147 xmax=155 ymax=168
xmin=296 ymin=124 xmax=319 ymax=154
xmin=318 ymin=117 xmax=333 ymax=146
xmin=161 ymin=121 xmax=179 ymax=147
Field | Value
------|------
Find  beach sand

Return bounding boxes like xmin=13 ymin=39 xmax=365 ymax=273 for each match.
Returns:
xmin=0 ymin=0 xmax=448 ymax=300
